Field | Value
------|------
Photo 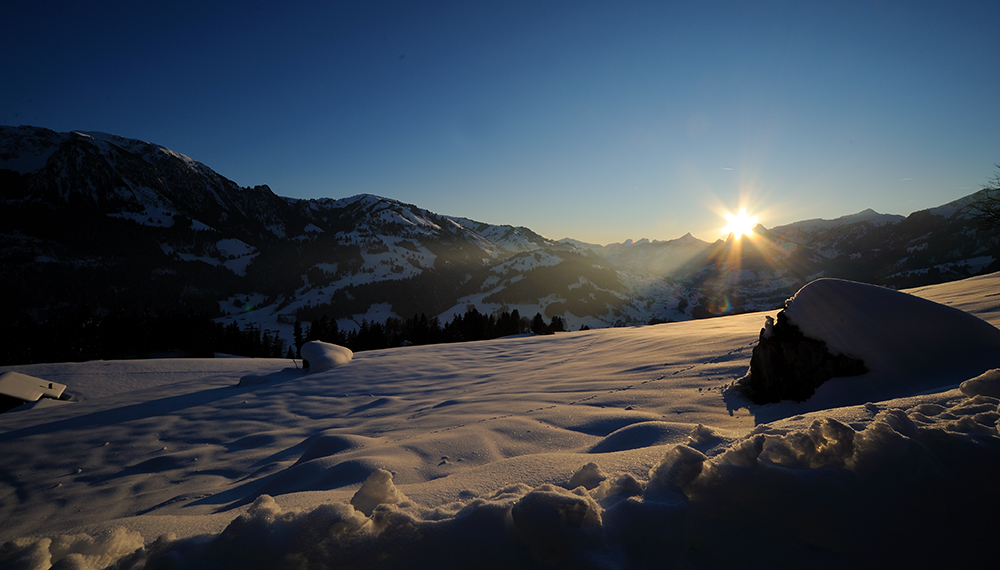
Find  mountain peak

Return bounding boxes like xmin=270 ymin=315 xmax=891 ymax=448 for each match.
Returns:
xmin=773 ymin=208 xmax=903 ymax=233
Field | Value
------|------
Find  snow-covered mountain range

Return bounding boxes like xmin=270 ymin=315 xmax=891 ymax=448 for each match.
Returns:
xmin=2 ymin=125 xmax=998 ymax=348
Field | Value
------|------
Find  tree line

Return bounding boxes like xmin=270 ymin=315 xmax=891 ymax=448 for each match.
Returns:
xmin=1 ymin=309 xmax=287 ymax=365
xmin=297 ymin=307 xmax=569 ymax=356
xmin=1 ymin=306 xmax=574 ymax=366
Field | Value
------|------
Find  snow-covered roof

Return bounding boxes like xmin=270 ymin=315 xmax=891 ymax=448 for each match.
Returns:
xmin=0 ymin=371 xmax=66 ymax=402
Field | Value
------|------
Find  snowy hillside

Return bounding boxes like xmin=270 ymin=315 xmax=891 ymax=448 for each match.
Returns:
xmin=1 ymin=273 xmax=999 ymax=568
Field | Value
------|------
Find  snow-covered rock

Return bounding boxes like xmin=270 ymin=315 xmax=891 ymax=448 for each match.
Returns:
xmin=781 ymin=278 xmax=1000 ymax=407
xmin=746 ymin=310 xmax=867 ymax=404
xmin=300 ymin=341 xmax=353 ymax=371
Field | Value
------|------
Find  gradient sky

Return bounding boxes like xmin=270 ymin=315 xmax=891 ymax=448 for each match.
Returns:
xmin=4 ymin=1 xmax=999 ymax=244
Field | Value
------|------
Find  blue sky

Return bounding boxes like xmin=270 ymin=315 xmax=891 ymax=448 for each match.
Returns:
xmin=4 ymin=1 xmax=999 ymax=244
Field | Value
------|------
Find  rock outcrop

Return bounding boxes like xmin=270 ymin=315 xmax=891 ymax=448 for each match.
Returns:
xmin=745 ymin=311 xmax=867 ymax=404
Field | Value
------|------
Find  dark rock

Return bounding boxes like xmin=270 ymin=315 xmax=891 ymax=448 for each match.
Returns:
xmin=745 ymin=310 xmax=867 ymax=404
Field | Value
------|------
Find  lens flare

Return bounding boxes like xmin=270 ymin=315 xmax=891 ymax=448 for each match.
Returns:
xmin=722 ymin=209 xmax=759 ymax=239
xmin=709 ymin=295 xmax=732 ymax=315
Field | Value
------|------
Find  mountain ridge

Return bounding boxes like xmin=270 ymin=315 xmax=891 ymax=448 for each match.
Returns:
xmin=3 ymin=125 xmax=998 ymax=352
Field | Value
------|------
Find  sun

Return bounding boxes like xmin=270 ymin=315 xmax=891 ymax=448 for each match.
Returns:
xmin=723 ymin=209 xmax=759 ymax=239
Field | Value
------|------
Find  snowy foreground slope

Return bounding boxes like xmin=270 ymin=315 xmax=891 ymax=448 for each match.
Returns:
xmin=2 ymin=274 xmax=1000 ymax=569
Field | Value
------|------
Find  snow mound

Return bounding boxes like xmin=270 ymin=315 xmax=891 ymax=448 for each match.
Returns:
xmin=783 ymin=278 xmax=1000 ymax=404
xmin=300 ymin=341 xmax=353 ymax=371
xmin=588 ymin=421 xmax=693 ymax=452
xmin=0 ymin=527 xmax=144 ymax=570
xmin=350 ymin=468 xmax=409 ymax=516
xmin=567 ymin=462 xmax=607 ymax=490
xmin=961 ymin=369 xmax=1000 ymax=398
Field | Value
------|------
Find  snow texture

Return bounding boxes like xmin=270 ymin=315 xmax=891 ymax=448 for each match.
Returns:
xmin=1 ymin=274 xmax=999 ymax=568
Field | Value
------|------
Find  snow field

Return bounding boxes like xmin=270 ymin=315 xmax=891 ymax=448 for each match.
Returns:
xmin=0 ymin=274 xmax=999 ymax=568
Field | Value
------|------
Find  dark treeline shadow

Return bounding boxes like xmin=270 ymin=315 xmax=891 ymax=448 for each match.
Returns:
xmin=298 ymin=308 xmax=569 ymax=356
xmin=1 ymin=307 xmax=573 ymax=366
xmin=1 ymin=309 xmax=286 ymax=365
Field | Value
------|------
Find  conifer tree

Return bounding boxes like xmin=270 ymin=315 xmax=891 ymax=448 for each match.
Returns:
xmin=550 ymin=315 xmax=566 ymax=332
xmin=973 ymin=164 xmax=1000 ymax=229
xmin=530 ymin=312 xmax=550 ymax=335
xmin=293 ymin=319 xmax=304 ymax=358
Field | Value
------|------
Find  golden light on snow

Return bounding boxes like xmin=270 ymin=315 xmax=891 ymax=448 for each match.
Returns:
xmin=722 ymin=208 xmax=759 ymax=239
